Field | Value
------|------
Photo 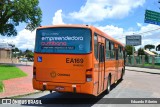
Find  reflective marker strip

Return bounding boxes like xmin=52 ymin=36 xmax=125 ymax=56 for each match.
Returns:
xmin=72 ymin=85 xmax=76 ymax=87
xmin=43 ymin=83 xmax=47 ymax=85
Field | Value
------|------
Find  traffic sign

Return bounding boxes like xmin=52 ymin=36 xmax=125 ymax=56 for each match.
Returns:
xmin=144 ymin=10 xmax=160 ymax=26
xmin=144 ymin=20 xmax=160 ymax=25
xmin=126 ymin=35 xmax=141 ymax=46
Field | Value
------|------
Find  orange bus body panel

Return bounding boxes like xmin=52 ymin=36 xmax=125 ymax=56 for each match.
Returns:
xmin=33 ymin=24 xmax=125 ymax=96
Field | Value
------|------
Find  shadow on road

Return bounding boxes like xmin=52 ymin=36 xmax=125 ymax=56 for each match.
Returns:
xmin=22 ymin=79 xmax=123 ymax=106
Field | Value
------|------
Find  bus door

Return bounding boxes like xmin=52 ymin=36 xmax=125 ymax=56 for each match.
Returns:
xmin=97 ymin=43 xmax=105 ymax=94
xmin=115 ymin=49 xmax=119 ymax=82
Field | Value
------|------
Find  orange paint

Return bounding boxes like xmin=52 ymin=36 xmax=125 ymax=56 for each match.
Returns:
xmin=33 ymin=25 xmax=125 ymax=96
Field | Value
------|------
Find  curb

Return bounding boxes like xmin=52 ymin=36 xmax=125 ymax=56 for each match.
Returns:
xmin=11 ymin=91 xmax=41 ymax=98
xmin=126 ymin=69 xmax=160 ymax=75
xmin=126 ymin=65 xmax=160 ymax=70
xmin=2 ymin=91 xmax=41 ymax=98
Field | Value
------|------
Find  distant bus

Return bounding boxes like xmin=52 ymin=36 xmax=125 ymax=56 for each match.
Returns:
xmin=33 ymin=25 xmax=125 ymax=96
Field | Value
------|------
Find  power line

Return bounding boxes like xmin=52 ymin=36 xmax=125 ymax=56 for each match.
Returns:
xmin=137 ymin=27 xmax=160 ymax=35
xmin=115 ymin=27 xmax=160 ymax=39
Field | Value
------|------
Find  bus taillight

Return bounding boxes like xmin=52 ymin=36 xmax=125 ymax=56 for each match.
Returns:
xmin=86 ymin=68 xmax=92 ymax=82
xmin=33 ymin=66 xmax=36 ymax=79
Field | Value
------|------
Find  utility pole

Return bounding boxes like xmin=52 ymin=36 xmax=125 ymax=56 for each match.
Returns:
xmin=132 ymin=45 xmax=134 ymax=65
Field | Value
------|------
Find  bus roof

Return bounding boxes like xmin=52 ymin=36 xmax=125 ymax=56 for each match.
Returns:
xmin=37 ymin=24 xmax=125 ymax=47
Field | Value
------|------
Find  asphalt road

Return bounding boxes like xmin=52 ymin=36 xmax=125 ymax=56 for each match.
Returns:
xmin=1 ymin=69 xmax=160 ymax=107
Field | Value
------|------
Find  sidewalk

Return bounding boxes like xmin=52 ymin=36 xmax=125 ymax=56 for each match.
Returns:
xmin=0 ymin=64 xmax=37 ymax=98
xmin=126 ymin=66 xmax=160 ymax=74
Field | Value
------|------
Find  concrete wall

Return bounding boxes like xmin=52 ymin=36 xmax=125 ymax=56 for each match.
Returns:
xmin=0 ymin=49 xmax=11 ymax=59
xmin=0 ymin=58 xmax=18 ymax=63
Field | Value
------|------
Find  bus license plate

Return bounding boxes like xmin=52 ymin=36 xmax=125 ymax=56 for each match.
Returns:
xmin=55 ymin=87 xmax=64 ymax=91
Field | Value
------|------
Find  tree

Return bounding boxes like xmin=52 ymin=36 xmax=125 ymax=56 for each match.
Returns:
xmin=12 ymin=47 xmax=19 ymax=52
xmin=11 ymin=47 xmax=24 ymax=58
xmin=0 ymin=0 xmax=42 ymax=36
xmin=26 ymin=52 xmax=34 ymax=59
xmin=125 ymin=45 xmax=135 ymax=55
xmin=156 ymin=44 xmax=160 ymax=51
xmin=25 ymin=49 xmax=34 ymax=60
xmin=138 ymin=48 xmax=145 ymax=56
xmin=144 ymin=44 xmax=155 ymax=51
xmin=137 ymin=48 xmax=148 ymax=62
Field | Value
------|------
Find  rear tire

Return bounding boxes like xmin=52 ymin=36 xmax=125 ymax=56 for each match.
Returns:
xmin=120 ymin=70 xmax=124 ymax=80
xmin=106 ymin=76 xmax=111 ymax=94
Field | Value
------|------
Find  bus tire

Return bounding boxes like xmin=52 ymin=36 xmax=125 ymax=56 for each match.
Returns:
xmin=120 ymin=69 xmax=124 ymax=80
xmin=106 ymin=76 xmax=111 ymax=94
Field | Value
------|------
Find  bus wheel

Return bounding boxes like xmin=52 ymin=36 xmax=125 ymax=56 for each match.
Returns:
xmin=106 ymin=76 xmax=111 ymax=94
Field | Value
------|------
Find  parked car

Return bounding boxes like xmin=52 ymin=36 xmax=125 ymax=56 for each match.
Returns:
xmin=19 ymin=58 xmax=28 ymax=62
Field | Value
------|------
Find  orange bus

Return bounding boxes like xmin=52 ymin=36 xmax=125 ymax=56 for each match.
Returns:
xmin=33 ymin=24 xmax=125 ymax=96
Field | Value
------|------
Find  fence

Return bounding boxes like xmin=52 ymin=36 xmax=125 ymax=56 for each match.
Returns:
xmin=126 ymin=55 xmax=160 ymax=68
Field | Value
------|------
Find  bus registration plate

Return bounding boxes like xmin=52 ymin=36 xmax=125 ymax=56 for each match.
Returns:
xmin=55 ymin=87 xmax=64 ymax=91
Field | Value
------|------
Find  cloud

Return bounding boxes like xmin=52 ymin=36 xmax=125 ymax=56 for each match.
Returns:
xmin=96 ymin=25 xmax=126 ymax=44
xmin=1 ymin=29 xmax=36 ymax=51
xmin=96 ymin=23 xmax=160 ymax=52
xmin=69 ymin=0 xmax=145 ymax=22
xmin=137 ymin=24 xmax=160 ymax=49
xmin=1 ymin=8 xmax=159 ymax=53
xmin=97 ymin=25 xmax=124 ymax=37
xmin=1 ymin=23 xmax=159 ymax=53
xmin=52 ymin=9 xmax=64 ymax=25
xmin=137 ymin=23 xmax=142 ymax=27
xmin=1 ymin=9 xmax=66 ymax=51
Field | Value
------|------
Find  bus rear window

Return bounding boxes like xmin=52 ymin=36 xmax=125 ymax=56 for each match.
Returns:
xmin=35 ymin=28 xmax=91 ymax=54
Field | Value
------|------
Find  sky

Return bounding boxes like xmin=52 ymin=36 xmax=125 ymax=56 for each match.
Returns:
xmin=1 ymin=0 xmax=160 ymax=53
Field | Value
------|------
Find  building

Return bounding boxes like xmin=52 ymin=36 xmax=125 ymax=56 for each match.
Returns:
xmin=144 ymin=49 xmax=156 ymax=56
xmin=0 ymin=42 xmax=13 ymax=59
xmin=0 ymin=42 xmax=18 ymax=63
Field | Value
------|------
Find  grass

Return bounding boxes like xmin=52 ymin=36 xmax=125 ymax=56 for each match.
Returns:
xmin=144 ymin=63 xmax=160 ymax=68
xmin=0 ymin=64 xmax=27 ymax=92
xmin=135 ymin=63 xmax=160 ymax=69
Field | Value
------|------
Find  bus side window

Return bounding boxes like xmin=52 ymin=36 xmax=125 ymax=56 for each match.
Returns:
xmin=110 ymin=42 xmax=115 ymax=59
xmin=118 ymin=46 xmax=123 ymax=59
xmin=99 ymin=45 xmax=104 ymax=62
xmin=106 ymin=39 xmax=110 ymax=59
xmin=94 ymin=33 xmax=98 ymax=60
xmin=120 ymin=47 xmax=123 ymax=59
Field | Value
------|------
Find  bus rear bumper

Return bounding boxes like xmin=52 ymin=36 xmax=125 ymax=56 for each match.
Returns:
xmin=32 ymin=79 xmax=93 ymax=95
